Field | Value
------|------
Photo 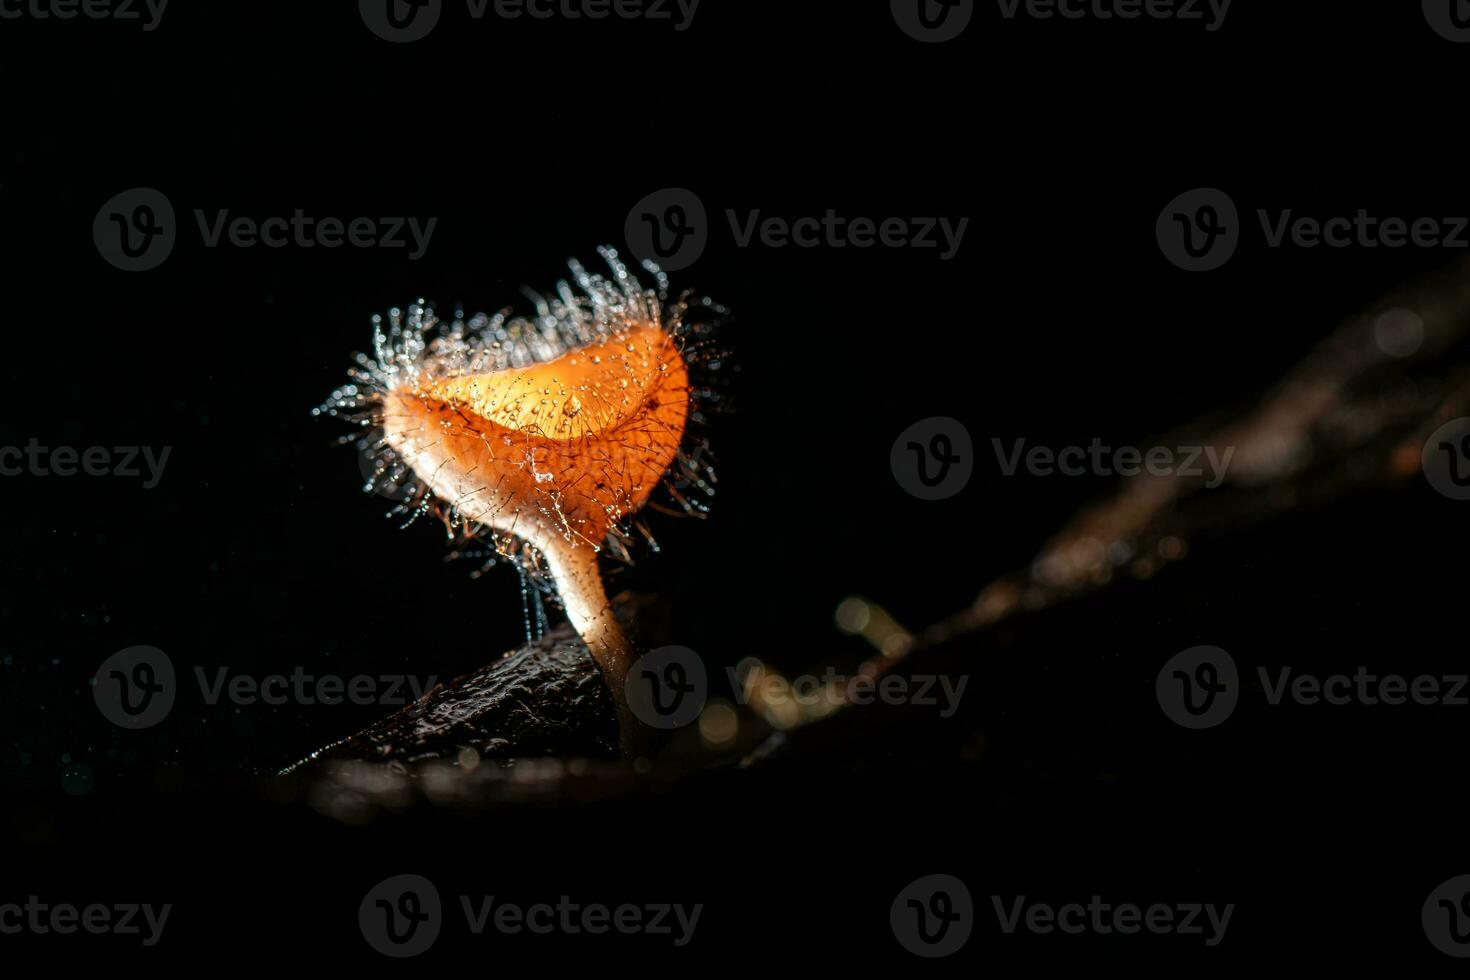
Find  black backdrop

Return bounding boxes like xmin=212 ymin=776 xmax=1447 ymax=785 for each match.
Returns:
xmin=2 ymin=0 xmax=1469 ymax=970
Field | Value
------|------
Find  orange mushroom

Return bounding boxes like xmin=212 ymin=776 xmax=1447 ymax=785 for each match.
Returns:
xmin=319 ymin=249 xmax=714 ymax=754
xmin=382 ymin=320 xmax=688 ymax=698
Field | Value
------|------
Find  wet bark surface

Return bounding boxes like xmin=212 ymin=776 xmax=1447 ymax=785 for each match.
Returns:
xmin=282 ymin=626 xmax=620 ymax=774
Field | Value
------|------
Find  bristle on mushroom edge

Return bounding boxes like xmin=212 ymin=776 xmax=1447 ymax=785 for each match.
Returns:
xmin=314 ymin=246 xmax=730 ymax=595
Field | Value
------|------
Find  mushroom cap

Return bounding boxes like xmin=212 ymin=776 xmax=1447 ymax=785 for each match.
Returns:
xmin=382 ymin=321 xmax=689 ymax=551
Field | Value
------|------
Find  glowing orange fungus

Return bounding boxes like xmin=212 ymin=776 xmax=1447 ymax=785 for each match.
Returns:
xmin=318 ymin=248 xmax=723 ymax=753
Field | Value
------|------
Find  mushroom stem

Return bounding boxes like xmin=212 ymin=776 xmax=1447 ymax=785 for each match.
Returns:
xmin=537 ymin=537 xmax=643 ymax=755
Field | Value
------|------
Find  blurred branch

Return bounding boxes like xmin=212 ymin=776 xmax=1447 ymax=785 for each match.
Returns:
xmin=780 ymin=258 xmax=1470 ymax=748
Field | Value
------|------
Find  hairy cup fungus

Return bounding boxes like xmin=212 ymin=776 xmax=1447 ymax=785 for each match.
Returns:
xmin=317 ymin=248 xmax=722 ymax=754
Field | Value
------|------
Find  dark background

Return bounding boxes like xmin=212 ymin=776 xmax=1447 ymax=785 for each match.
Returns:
xmin=1 ymin=0 xmax=1468 ymax=969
